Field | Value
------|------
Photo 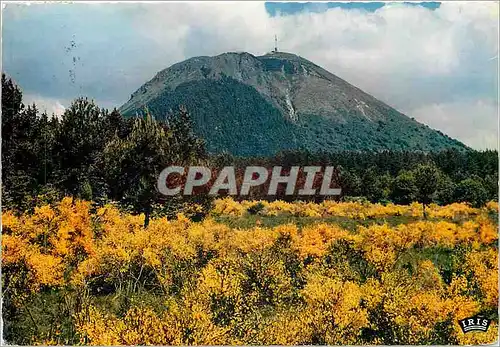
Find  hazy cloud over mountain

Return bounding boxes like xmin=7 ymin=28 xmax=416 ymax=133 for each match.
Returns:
xmin=2 ymin=2 xmax=498 ymax=149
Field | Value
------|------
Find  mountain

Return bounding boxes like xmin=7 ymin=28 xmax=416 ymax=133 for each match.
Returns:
xmin=119 ymin=51 xmax=467 ymax=156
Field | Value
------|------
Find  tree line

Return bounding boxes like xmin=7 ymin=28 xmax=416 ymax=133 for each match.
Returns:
xmin=212 ymin=148 xmax=498 ymax=209
xmin=2 ymin=73 xmax=498 ymax=223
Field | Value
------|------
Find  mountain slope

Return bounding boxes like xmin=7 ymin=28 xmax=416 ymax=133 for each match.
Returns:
xmin=120 ymin=51 xmax=467 ymax=156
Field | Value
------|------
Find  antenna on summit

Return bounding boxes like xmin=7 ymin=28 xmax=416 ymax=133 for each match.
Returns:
xmin=274 ymin=34 xmax=278 ymax=53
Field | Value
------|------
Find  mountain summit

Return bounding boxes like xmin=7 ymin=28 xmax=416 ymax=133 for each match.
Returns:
xmin=120 ymin=51 xmax=466 ymax=156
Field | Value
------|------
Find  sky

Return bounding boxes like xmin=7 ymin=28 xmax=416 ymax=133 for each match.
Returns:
xmin=2 ymin=1 xmax=499 ymax=150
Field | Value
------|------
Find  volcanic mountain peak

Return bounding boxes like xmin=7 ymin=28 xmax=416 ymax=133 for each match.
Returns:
xmin=120 ymin=51 xmax=467 ymax=156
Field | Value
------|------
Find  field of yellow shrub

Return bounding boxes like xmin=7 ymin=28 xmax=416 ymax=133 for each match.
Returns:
xmin=2 ymin=198 xmax=498 ymax=345
xmin=212 ymin=197 xmax=498 ymax=219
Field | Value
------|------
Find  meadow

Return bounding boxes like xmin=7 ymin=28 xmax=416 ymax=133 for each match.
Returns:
xmin=2 ymin=198 xmax=498 ymax=345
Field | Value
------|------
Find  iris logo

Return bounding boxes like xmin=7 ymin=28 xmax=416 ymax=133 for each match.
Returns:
xmin=459 ymin=316 xmax=491 ymax=333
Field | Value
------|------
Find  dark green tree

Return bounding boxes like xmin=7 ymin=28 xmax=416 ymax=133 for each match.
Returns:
xmin=413 ymin=164 xmax=440 ymax=218
xmin=363 ymin=167 xmax=392 ymax=203
xmin=454 ymin=178 xmax=489 ymax=208
xmin=391 ymin=170 xmax=417 ymax=205
xmin=483 ymin=174 xmax=498 ymax=202
xmin=1 ymin=74 xmax=58 ymax=210
xmin=338 ymin=167 xmax=362 ymax=198
xmin=52 ymin=98 xmax=109 ymax=200
xmin=434 ymin=172 xmax=455 ymax=205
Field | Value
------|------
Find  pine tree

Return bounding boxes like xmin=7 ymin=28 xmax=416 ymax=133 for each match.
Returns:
xmin=103 ymin=107 xmax=206 ymax=227
xmin=53 ymin=98 xmax=108 ymax=199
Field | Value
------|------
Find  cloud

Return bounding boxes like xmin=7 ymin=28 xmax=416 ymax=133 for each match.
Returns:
xmin=2 ymin=2 xmax=498 ymax=150
xmin=409 ymin=99 xmax=498 ymax=150
xmin=23 ymin=94 xmax=66 ymax=117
